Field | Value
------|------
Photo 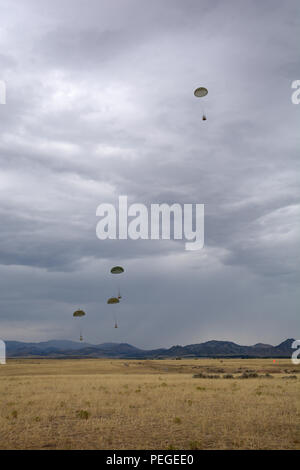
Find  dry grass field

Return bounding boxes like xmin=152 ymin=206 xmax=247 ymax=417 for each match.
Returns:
xmin=0 ymin=358 xmax=299 ymax=450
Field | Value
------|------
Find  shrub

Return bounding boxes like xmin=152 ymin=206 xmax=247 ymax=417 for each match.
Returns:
xmin=189 ymin=440 xmax=201 ymax=450
xmin=76 ymin=409 xmax=90 ymax=420
xmin=193 ymin=373 xmax=206 ymax=378
xmin=239 ymin=372 xmax=258 ymax=379
xmin=174 ymin=417 xmax=182 ymax=424
xmin=193 ymin=373 xmax=220 ymax=379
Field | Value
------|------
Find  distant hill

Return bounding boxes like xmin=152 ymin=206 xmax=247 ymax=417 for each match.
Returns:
xmin=3 ymin=338 xmax=296 ymax=359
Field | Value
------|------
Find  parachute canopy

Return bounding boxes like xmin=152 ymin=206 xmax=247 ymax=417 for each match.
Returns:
xmin=110 ymin=266 xmax=124 ymax=274
xmin=194 ymin=87 xmax=208 ymax=97
xmin=73 ymin=309 xmax=86 ymax=317
xmin=107 ymin=297 xmax=120 ymax=304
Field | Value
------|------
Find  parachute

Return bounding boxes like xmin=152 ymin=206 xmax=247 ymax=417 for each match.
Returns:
xmin=107 ymin=297 xmax=120 ymax=328
xmin=73 ymin=309 xmax=86 ymax=341
xmin=194 ymin=87 xmax=208 ymax=120
xmin=107 ymin=297 xmax=120 ymax=304
xmin=73 ymin=309 xmax=86 ymax=317
xmin=110 ymin=266 xmax=124 ymax=274
xmin=111 ymin=266 xmax=124 ymax=299
xmin=194 ymin=87 xmax=208 ymax=97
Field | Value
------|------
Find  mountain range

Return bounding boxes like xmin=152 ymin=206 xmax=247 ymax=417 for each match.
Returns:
xmin=3 ymin=338 xmax=296 ymax=359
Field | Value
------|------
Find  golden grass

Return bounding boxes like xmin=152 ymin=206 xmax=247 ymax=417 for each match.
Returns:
xmin=0 ymin=358 xmax=299 ymax=450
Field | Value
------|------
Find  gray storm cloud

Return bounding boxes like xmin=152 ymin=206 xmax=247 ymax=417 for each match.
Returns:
xmin=0 ymin=0 xmax=299 ymax=347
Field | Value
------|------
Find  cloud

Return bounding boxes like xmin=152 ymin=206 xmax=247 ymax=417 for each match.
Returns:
xmin=0 ymin=0 xmax=299 ymax=346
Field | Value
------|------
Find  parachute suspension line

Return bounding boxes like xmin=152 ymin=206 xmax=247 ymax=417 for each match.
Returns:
xmin=201 ymin=104 xmax=206 ymax=121
xmin=200 ymin=102 xmax=205 ymax=120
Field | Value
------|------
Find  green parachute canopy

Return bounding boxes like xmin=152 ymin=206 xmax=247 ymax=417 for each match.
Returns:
xmin=73 ymin=309 xmax=86 ymax=317
xmin=107 ymin=297 xmax=120 ymax=304
xmin=110 ymin=266 xmax=124 ymax=274
xmin=194 ymin=87 xmax=208 ymax=97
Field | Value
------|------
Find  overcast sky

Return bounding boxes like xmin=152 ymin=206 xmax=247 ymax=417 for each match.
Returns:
xmin=0 ymin=0 xmax=299 ymax=348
